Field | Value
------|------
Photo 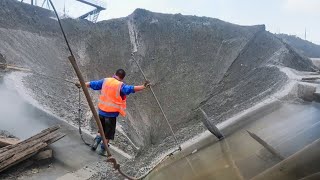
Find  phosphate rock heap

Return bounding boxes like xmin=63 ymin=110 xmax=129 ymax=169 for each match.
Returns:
xmin=0 ymin=0 xmax=317 ymax=160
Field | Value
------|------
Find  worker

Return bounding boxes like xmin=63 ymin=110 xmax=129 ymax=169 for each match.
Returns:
xmin=76 ymin=69 xmax=150 ymax=155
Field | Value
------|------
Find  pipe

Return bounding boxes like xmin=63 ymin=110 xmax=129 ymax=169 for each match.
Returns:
xmin=199 ymin=108 xmax=224 ymax=140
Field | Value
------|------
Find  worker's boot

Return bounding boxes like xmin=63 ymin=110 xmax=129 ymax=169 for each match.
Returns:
xmin=91 ymin=135 xmax=102 ymax=151
xmin=98 ymin=143 xmax=109 ymax=156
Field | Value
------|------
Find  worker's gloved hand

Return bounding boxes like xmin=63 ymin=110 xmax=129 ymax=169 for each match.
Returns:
xmin=144 ymin=80 xmax=151 ymax=88
xmin=75 ymin=82 xmax=81 ymax=88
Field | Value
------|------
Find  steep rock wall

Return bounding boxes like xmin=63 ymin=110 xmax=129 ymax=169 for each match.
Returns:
xmin=0 ymin=1 xmax=317 ymax=152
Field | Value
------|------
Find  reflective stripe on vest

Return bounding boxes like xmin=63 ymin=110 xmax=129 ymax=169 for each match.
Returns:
xmin=98 ymin=100 xmax=126 ymax=111
xmin=98 ymin=78 xmax=127 ymax=116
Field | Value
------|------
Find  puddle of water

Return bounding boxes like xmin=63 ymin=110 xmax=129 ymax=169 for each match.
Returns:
xmin=0 ymin=75 xmax=50 ymax=139
xmin=146 ymin=102 xmax=320 ymax=180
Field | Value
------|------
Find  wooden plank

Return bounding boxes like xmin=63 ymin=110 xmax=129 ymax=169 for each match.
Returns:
xmin=0 ymin=125 xmax=59 ymax=154
xmin=46 ymin=132 xmax=66 ymax=144
xmin=0 ymin=131 xmax=63 ymax=162
xmin=0 ymin=136 xmax=20 ymax=147
xmin=0 ymin=142 xmax=47 ymax=172
xmin=0 ymin=126 xmax=65 ymax=173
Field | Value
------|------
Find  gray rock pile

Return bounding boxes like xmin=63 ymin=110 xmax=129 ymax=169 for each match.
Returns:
xmin=0 ymin=0 xmax=317 ymax=167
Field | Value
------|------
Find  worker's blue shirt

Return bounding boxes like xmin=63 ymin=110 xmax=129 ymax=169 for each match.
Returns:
xmin=89 ymin=78 xmax=135 ymax=117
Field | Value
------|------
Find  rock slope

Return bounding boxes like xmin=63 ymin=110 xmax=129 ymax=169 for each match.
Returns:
xmin=0 ymin=0 xmax=317 ymax=157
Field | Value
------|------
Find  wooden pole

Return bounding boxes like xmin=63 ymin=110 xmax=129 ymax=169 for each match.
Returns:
xmin=68 ymin=56 xmax=111 ymax=156
xmin=46 ymin=0 xmax=110 ymax=157
xmin=48 ymin=1 xmax=142 ymax=179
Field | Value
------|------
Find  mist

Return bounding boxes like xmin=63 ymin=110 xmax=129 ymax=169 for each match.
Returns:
xmin=0 ymin=75 xmax=49 ymax=139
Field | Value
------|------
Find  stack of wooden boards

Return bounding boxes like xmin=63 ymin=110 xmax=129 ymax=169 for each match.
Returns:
xmin=0 ymin=125 xmax=65 ymax=173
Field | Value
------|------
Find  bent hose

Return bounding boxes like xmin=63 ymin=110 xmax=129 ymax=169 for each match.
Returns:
xmin=77 ymin=87 xmax=91 ymax=146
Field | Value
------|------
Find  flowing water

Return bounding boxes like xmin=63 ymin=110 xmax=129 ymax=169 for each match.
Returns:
xmin=146 ymin=102 xmax=320 ymax=180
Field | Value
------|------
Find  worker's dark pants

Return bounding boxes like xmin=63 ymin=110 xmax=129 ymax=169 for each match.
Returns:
xmin=99 ymin=115 xmax=117 ymax=140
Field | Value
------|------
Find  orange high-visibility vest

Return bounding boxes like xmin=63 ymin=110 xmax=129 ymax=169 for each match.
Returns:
xmin=98 ymin=78 xmax=127 ymax=116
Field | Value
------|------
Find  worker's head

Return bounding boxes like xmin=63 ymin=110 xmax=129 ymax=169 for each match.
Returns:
xmin=115 ymin=69 xmax=126 ymax=80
